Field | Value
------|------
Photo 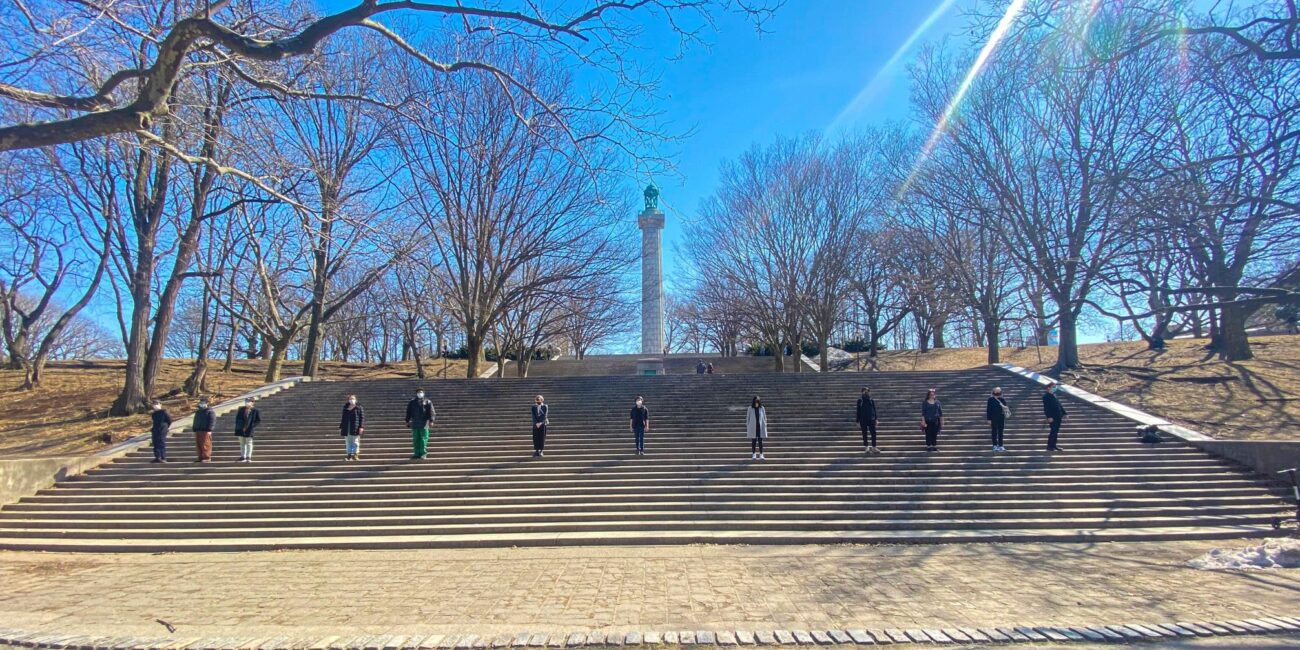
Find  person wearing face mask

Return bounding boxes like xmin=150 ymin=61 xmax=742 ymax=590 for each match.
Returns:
xmin=986 ymin=387 xmax=1010 ymax=452
xmin=405 ymin=388 xmax=435 ymax=460
xmin=340 ymin=394 xmax=365 ymax=461
xmin=746 ymin=395 xmax=768 ymax=460
xmin=629 ymin=396 xmax=650 ymax=455
xmin=855 ymin=387 xmax=879 ymax=454
xmin=1042 ymin=382 xmax=1067 ymax=452
xmin=530 ymin=395 xmax=549 ymax=457
xmin=233 ymin=397 xmax=262 ymax=462
xmin=149 ymin=402 xmax=172 ymax=463
xmin=921 ymin=388 xmax=943 ymax=452
xmin=192 ymin=398 xmax=216 ymax=463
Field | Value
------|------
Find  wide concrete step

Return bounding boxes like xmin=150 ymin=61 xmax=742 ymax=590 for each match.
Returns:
xmin=0 ymin=513 xmax=1283 ymax=540
xmin=0 ymin=524 xmax=1283 ymax=552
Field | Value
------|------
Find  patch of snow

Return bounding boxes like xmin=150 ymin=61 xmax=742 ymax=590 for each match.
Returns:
xmin=1188 ymin=538 xmax=1300 ymax=570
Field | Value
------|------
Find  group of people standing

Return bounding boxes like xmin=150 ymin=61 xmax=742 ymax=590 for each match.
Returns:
xmin=147 ymin=380 xmax=1070 ymax=463
xmin=857 ymin=382 xmax=1069 ymax=454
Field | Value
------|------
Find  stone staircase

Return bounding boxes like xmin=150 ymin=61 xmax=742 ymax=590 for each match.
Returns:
xmin=0 ymin=368 xmax=1291 ymax=551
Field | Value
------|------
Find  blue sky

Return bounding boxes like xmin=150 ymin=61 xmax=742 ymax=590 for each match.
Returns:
xmin=645 ymin=0 xmax=966 ymax=292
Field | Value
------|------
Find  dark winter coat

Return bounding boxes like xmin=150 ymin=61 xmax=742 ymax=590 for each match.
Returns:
xmin=855 ymin=395 xmax=878 ymax=424
xmin=340 ymin=404 xmax=365 ymax=436
xmin=234 ymin=406 xmax=261 ymax=437
xmin=192 ymin=407 xmax=216 ymax=432
xmin=406 ymin=398 xmax=435 ymax=428
xmin=921 ymin=400 xmax=943 ymax=424
xmin=531 ymin=404 xmax=549 ymax=426
xmin=630 ymin=405 xmax=649 ymax=431
xmin=986 ymin=396 xmax=1009 ymax=423
xmin=1042 ymin=391 xmax=1067 ymax=420
xmin=150 ymin=410 xmax=172 ymax=435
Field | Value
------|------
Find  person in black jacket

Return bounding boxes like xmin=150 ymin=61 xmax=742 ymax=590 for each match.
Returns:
xmin=192 ymin=398 xmax=216 ymax=463
xmin=233 ymin=397 xmax=262 ymax=462
xmin=986 ymin=387 xmax=1009 ymax=452
xmin=405 ymin=389 xmax=435 ymax=460
xmin=1042 ymin=382 xmax=1067 ymax=452
xmin=855 ymin=387 xmax=879 ymax=454
xmin=629 ymin=396 xmax=650 ymax=455
xmin=531 ymin=395 xmax=549 ymax=457
xmin=340 ymin=394 xmax=365 ymax=461
xmin=921 ymin=388 xmax=943 ymax=452
xmin=149 ymin=402 xmax=172 ymax=463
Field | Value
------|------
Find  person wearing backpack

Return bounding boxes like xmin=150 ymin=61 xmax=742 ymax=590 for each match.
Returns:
xmin=1042 ymin=382 xmax=1067 ymax=452
xmin=986 ymin=387 xmax=1010 ymax=452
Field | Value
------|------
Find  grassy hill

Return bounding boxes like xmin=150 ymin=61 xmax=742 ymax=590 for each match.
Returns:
xmin=0 ymin=358 xmax=469 ymax=458
xmin=863 ymin=335 xmax=1300 ymax=442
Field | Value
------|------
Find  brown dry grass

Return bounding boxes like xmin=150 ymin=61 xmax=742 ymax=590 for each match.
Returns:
xmin=0 ymin=358 xmax=469 ymax=458
xmin=861 ymin=335 xmax=1300 ymax=441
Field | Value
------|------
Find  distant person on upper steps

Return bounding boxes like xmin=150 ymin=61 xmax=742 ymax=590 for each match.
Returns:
xmin=921 ymin=388 xmax=943 ymax=453
xmin=531 ymin=395 xmax=549 ymax=457
xmin=746 ymin=395 xmax=768 ymax=460
xmin=855 ymin=387 xmax=879 ymax=454
xmin=405 ymin=388 xmax=435 ymax=460
xmin=630 ymin=396 xmax=650 ymax=455
xmin=192 ymin=398 xmax=215 ymax=463
xmin=233 ymin=397 xmax=262 ymax=463
xmin=986 ymin=387 xmax=1009 ymax=452
xmin=340 ymin=394 xmax=365 ymax=461
xmin=696 ymin=360 xmax=707 ymax=374
xmin=149 ymin=402 xmax=172 ymax=463
xmin=1042 ymin=382 xmax=1067 ymax=452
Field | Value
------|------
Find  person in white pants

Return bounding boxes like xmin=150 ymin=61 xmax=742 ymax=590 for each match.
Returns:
xmin=339 ymin=395 xmax=365 ymax=461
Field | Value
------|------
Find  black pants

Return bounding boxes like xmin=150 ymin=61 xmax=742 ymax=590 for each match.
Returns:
xmin=151 ymin=431 xmax=167 ymax=460
xmin=990 ymin=420 xmax=1005 ymax=446
xmin=1047 ymin=418 xmax=1062 ymax=449
xmin=750 ymin=437 xmax=764 ymax=453
xmin=532 ymin=424 xmax=547 ymax=452
xmin=859 ymin=422 xmax=877 ymax=447
xmin=924 ymin=420 xmax=941 ymax=448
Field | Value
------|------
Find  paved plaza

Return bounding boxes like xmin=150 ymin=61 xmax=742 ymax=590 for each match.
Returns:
xmin=2 ymin=539 xmax=1298 ymax=646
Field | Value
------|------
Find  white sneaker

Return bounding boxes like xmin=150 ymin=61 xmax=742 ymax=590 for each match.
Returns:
xmin=871 ymin=446 xmax=880 ymax=454
xmin=759 ymin=453 xmax=766 ymax=460
xmin=751 ymin=452 xmax=757 ymax=459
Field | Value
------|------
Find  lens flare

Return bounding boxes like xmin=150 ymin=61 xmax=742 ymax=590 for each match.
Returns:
xmin=827 ymin=0 xmax=960 ymax=135
xmin=898 ymin=0 xmax=1029 ymax=197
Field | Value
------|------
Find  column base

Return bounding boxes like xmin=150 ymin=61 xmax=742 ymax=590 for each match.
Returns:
xmin=635 ymin=358 xmax=666 ymax=376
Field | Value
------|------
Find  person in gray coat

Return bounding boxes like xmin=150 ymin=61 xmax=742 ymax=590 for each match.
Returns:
xmin=746 ymin=395 xmax=769 ymax=460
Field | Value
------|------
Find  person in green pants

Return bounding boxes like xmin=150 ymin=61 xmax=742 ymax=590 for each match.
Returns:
xmin=405 ymin=388 xmax=436 ymax=460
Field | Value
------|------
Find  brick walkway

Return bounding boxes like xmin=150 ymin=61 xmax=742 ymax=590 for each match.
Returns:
xmin=1 ymin=540 xmax=1297 ymax=642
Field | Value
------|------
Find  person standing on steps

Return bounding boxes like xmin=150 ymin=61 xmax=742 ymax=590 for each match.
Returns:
xmin=746 ymin=395 xmax=768 ymax=460
xmin=233 ymin=397 xmax=262 ymax=463
xmin=706 ymin=363 xmax=715 ymax=375
xmin=855 ymin=387 xmax=879 ymax=454
xmin=340 ymin=394 xmax=365 ymax=461
xmin=1042 ymin=381 xmax=1067 ymax=452
xmin=149 ymin=402 xmax=172 ymax=463
xmin=921 ymin=388 xmax=943 ymax=452
xmin=406 ymin=388 xmax=435 ymax=460
xmin=531 ymin=395 xmax=549 ymax=457
xmin=986 ymin=387 xmax=1009 ymax=452
xmin=192 ymin=398 xmax=215 ymax=463
xmin=629 ymin=396 xmax=650 ymax=455
xmin=696 ymin=360 xmax=707 ymax=375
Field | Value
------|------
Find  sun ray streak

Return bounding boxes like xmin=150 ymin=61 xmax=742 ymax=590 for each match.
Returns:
xmin=898 ymin=0 xmax=1029 ymax=197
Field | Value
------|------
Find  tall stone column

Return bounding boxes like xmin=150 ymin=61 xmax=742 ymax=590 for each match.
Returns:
xmin=639 ymin=205 xmax=665 ymax=356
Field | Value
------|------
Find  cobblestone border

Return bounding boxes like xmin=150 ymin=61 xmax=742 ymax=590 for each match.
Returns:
xmin=3 ymin=617 xmax=1300 ymax=649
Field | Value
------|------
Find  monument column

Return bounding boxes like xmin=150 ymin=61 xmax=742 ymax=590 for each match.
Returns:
xmin=636 ymin=184 xmax=666 ymax=375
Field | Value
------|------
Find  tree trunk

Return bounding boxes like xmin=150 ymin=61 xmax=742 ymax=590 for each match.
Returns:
xmin=932 ymin=317 xmax=947 ymax=349
xmin=301 ymin=298 xmax=326 ymax=378
xmin=464 ymin=330 xmax=484 ymax=378
xmin=265 ymin=340 xmax=289 ymax=382
xmin=184 ymin=358 xmax=208 ymax=397
xmin=1054 ymin=310 xmax=1081 ymax=371
xmin=222 ymin=319 xmax=237 ymax=372
xmin=984 ymin=316 xmax=1001 ymax=365
xmin=819 ymin=344 xmax=829 ymax=372
xmin=1217 ymin=303 xmax=1253 ymax=361
xmin=110 ymin=281 xmax=153 ymax=416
